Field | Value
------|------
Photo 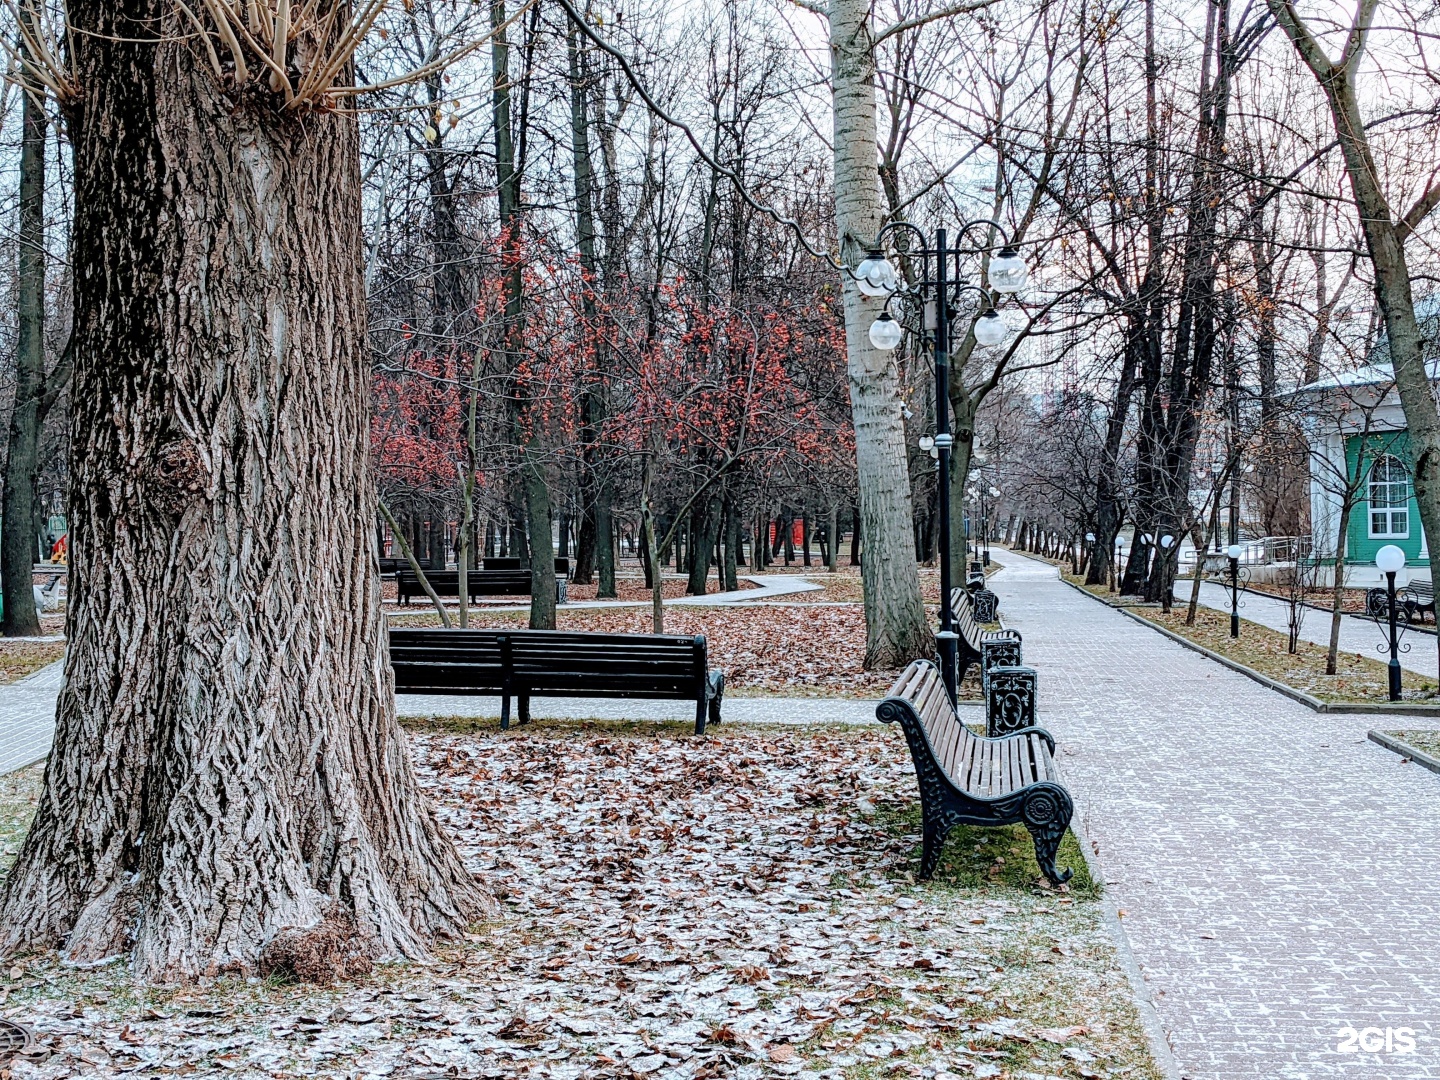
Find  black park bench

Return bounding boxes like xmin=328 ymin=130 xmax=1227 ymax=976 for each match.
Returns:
xmin=389 ymin=628 xmax=725 ymax=734
xmin=950 ymin=586 xmax=1022 ymax=685
xmin=877 ymin=659 xmax=1073 ymax=885
xmin=1402 ymin=579 xmax=1437 ymax=624
xmin=1366 ymin=579 xmax=1436 ymax=625
xmin=397 ymin=569 xmax=532 ymax=604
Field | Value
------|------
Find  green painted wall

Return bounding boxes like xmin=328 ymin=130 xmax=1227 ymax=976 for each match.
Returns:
xmin=1344 ymin=431 xmax=1429 ymax=566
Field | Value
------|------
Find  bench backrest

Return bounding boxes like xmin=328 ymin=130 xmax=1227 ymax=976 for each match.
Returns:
xmin=883 ymin=660 xmax=974 ymax=780
xmin=950 ymin=588 xmax=984 ymax=651
xmin=482 ymin=557 xmax=570 ymax=575
xmin=389 ymin=628 xmax=707 ymax=696
xmin=398 ymin=570 xmax=533 ymax=596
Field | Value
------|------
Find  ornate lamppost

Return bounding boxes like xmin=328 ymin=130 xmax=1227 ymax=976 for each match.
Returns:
xmin=1227 ymin=542 xmax=1242 ymax=637
xmin=857 ymin=223 xmax=1030 ymax=703
xmin=1375 ymin=544 xmax=1407 ymax=701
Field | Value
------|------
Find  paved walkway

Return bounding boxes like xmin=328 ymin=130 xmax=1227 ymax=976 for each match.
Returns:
xmin=992 ymin=546 xmax=1440 ymax=1079
xmin=1177 ymin=578 xmax=1440 ymax=680
xmin=0 ymin=660 xmax=61 ymax=775
xmin=386 ymin=573 xmax=823 ymax=616
xmin=0 ymin=648 xmax=898 ymax=775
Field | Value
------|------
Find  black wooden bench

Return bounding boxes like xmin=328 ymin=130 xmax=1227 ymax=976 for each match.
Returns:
xmin=484 ymin=557 xmax=571 ymax=575
xmin=950 ymin=586 xmax=1021 ymax=685
xmin=877 ymin=659 xmax=1072 ymax=884
xmin=389 ymin=628 xmax=725 ymax=734
xmin=1401 ymin=579 xmax=1436 ymax=623
xmin=1366 ymin=580 xmax=1435 ymax=624
xmin=397 ymin=569 xmax=534 ymax=604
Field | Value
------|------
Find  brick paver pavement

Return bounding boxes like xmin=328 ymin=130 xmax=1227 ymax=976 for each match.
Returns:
xmin=1176 ymin=578 xmax=1440 ymax=680
xmin=0 ymin=658 xmax=60 ymax=775
xmin=992 ymin=547 xmax=1440 ymax=1079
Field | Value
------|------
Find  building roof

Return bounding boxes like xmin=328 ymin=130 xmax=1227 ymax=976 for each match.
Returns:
xmin=1295 ymin=294 xmax=1440 ymax=395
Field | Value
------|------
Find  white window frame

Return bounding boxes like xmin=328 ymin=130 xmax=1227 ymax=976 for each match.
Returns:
xmin=1368 ymin=453 xmax=1411 ymax=539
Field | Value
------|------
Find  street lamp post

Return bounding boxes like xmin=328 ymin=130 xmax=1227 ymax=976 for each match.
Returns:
xmin=858 ymin=222 xmax=1029 ymax=704
xmin=1227 ymin=543 xmax=1242 ymax=637
xmin=1159 ymin=534 xmax=1175 ymax=612
xmin=1376 ymin=544 xmax=1406 ymax=701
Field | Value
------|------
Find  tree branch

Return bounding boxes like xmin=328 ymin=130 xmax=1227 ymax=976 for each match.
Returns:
xmin=1397 ymin=177 xmax=1440 ymax=244
xmin=874 ymin=0 xmax=998 ymax=47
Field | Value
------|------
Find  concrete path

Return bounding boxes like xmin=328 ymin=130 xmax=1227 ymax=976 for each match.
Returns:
xmin=0 ymin=651 xmax=905 ymax=779
xmin=0 ymin=661 xmax=61 ymax=775
xmin=992 ymin=546 xmax=1440 ymax=1079
xmin=384 ymin=573 xmax=822 ymax=616
xmin=1176 ymin=577 xmax=1440 ymax=680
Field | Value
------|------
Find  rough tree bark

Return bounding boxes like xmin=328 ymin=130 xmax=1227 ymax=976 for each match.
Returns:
xmin=0 ymin=4 xmax=487 ymax=980
xmin=1 ymin=21 xmax=63 ymax=638
xmin=828 ymin=0 xmax=930 ymax=667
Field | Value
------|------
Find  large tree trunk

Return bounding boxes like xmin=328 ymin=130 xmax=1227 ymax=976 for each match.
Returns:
xmin=1 ymin=36 xmax=53 ymax=638
xmin=829 ymin=0 xmax=930 ymax=668
xmin=0 ymin=7 xmax=486 ymax=981
xmin=686 ymin=493 xmax=721 ymax=595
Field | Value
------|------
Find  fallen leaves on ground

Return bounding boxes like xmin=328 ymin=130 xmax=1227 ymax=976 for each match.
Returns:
xmin=0 ymin=641 xmax=64 ymax=685
xmin=2 ymin=726 xmax=1157 ymax=1080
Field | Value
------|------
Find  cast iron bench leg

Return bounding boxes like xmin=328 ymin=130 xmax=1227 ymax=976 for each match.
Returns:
xmin=694 ymin=692 xmax=707 ymax=736
xmin=920 ymin=814 xmax=951 ymax=880
xmin=707 ymin=672 xmax=725 ymax=729
xmin=1023 ymin=785 xmax=1074 ymax=886
xmin=500 ymin=693 xmax=510 ymax=731
xmin=519 ymin=695 xmax=531 ymax=725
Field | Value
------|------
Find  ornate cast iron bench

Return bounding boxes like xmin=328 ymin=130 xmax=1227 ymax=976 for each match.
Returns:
xmin=878 ymin=659 xmax=1072 ymax=885
xmin=951 ymin=586 xmax=1021 ymax=685
xmin=389 ymin=627 xmax=725 ymax=734
xmin=1401 ymin=579 xmax=1436 ymax=624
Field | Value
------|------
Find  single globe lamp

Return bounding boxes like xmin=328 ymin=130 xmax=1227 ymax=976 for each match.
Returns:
xmin=869 ymin=312 xmax=903 ymax=351
xmin=1226 ymin=544 xmax=1242 ymax=560
xmin=973 ymin=309 xmax=1008 ymax=347
xmin=987 ymin=246 xmax=1029 ymax=294
xmin=1376 ymin=545 xmax=1407 ymax=575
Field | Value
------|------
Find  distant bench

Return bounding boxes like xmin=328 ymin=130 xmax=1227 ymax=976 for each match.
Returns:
xmin=1403 ymin=580 xmax=1436 ymax=623
xmin=484 ymin=557 xmax=570 ymax=577
xmin=951 ymin=586 xmax=1021 ymax=684
xmin=1366 ymin=579 xmax=1436 ymax=624
xmin=397 ymin=569 xmax=533 ymax=605
xmin=389 ymin=628 xmax=725 ymax=734
xmin=878 ymin=659 xmax=1072 ymax=884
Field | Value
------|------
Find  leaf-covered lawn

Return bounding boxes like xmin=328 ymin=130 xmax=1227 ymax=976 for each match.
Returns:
xmin=0 ymin=641 xmax=64 ymax=686
xmin=391 ymin=604 xmax=982 ymax=700
xmin=0 ymin=724 xmax=1159 ymax=1080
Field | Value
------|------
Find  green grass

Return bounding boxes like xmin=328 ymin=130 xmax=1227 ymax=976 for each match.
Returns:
xmin=872 ymin=800 xmax=1098 ymax=898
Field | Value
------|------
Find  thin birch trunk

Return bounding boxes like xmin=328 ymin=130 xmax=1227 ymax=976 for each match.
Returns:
xmin=828 ymin=0 xmax=930 ymax=667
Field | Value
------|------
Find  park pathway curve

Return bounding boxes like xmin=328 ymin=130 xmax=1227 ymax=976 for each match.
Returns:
xmin=991 ymin=547 xmax=1440 ymax=1079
